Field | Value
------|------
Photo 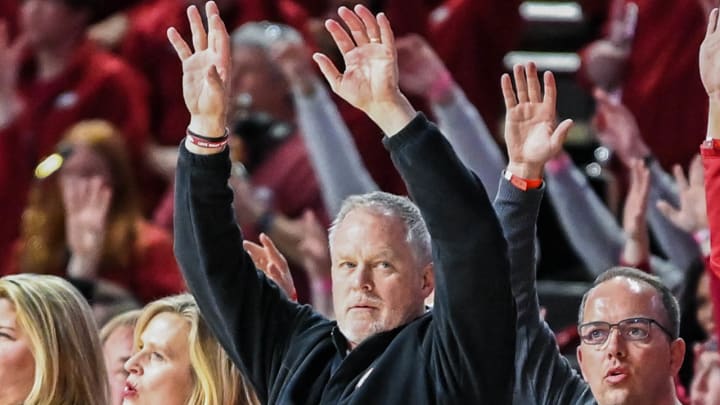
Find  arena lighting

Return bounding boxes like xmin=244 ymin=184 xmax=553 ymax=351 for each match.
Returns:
xmin=35 ymin=153 xmax=64 ymax=179
xmin=520 ymin=2 xmax=583 ymax=23
xmin=503 ymin=52 xmax=581 ymax=73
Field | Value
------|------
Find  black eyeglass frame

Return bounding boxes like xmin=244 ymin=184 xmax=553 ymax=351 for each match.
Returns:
xmin=577 ymin=317 xmax=675 ymax=345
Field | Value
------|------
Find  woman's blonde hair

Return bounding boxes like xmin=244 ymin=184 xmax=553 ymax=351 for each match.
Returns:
xmin=0 ymin=274 xmax=109 ymax=405
xmin=100 ymin=309 xmax=141 ymax=344
xmin=134 ymin=294 xmax=259 ymax=405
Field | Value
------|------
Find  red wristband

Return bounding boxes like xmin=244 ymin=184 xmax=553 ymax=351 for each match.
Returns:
xmin=503 ymin=169 xmax=542 ymax=191
xmin=186 ymin=127 xmax=229 ymax=149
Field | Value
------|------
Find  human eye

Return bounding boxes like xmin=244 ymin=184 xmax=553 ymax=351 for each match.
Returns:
xmin=582 ymin=325 xmax=608 ymax=344
xmin=339 ymin=261 xmax=357 ymax=270
xmin=151 ymin=352 xmax=165 ymax=361
xmin=623 ymin=320 xmax=650 ymax=339
xmin=375 ymin=261 xmax=393 ymax=271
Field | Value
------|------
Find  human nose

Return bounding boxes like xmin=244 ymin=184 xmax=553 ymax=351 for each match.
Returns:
xmin=603 ymin=327 xmax=627 ymax=358
xmin=124 ymin=351 xmax=143 ymax=375
xmin=350 ymin=263 xmax=373 ymax=292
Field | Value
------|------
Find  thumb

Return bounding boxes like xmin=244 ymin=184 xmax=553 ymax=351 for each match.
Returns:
xmin=550 ymin=119 xmax=573 ymax=151
xmin=656 ymin=200 xmax=679 ymax=222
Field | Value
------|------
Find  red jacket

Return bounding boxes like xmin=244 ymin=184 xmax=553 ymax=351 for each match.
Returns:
xmin=581 ymin=1 xmax=707 ymax=170
xmin=0 ymin=39 xmax=149 ymax=258
xmin=700 ymin=139 xmax=720 ymax=343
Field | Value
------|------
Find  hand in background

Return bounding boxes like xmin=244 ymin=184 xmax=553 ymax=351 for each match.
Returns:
xmin=62 ymin=176 xmax=112 ymax=278
xmin=583 ymin=1 xmax=636 ymax=91
xmin=312 ymin=5 xmax=415 ymax=135
xmin=396 ymin=34 xmax=451 ymax=103
xmin=502 ymin=62 xmax=573 ymax=179
xmin=621 ymin=159 xmax=651 ymax=266
xmin=593 ymin=87 xmax=649 ymax=167
xmin=0 ymin=20 xmax=26 ymax=124
xmin=244 ymin=234 xmax=297 ymax=301
xmin=272 ymin=41 xmax=316 ymax=95
xmin=657 ymin=155 xmax=708 ymax=233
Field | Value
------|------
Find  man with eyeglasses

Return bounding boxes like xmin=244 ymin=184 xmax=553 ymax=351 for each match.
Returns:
xmin=495 ymin=50 xmax=686 ymax=405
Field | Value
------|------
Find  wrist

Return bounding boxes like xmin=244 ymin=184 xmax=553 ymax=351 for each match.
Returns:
xmin=507 ymin=161 xmax=544 ymax=180
xmin=708 ymin=98 xmax=720 ymax=140
xmin=368 ymin=93 xmax=417 ymax=136
xmin=188 ymin=116 xmax=226 ymax=139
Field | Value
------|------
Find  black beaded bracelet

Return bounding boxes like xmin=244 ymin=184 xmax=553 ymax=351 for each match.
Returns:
xmin=186 ymin=127 xmax=229 ymax=142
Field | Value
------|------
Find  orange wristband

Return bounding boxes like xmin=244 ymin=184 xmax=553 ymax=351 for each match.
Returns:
xmin=503 ymin=169 xmax=542 ymax=191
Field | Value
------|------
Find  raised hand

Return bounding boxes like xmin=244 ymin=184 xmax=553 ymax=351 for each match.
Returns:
xmin=271 ymin=41 xmax=316 ymax=95
xmin=701 ymin=8 xmax=720 ymax=101
xmin=621 ymin=159 xmax=651 ymax=265
xmin=657 ymin=155 xmax=708 ymax=233
xmin=0 ymin=20 xmax=27 ymax=123
xmin=583 ymin=1 xmax=636 ymax=90
xmin=167 ymin=1 xmax=230 ymax=138
xmin=502 ymin=62 xmax=573 ymax=179
xmin=62 ymin=176 xmax=112 ymax=278
xmin=312 ymin=5 xmax=415 ymax=135
xmin=297 ymin=210 xmax=331 ymax=281
xmin=244 ymin=234 xmax=297 ymax=301
xmin=593 ymin=87 xmax=649 ymax=167
xmin=396 ymin=34 xmax=450 ymax=103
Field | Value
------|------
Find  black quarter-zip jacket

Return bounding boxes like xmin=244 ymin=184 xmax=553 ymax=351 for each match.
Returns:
xmin=174 ymin=113 xmax=516 ymax=404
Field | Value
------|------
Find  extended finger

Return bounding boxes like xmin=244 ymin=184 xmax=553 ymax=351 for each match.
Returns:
xmin=243 ymin=240 xmax=267 ymax=267
xmin=167 ymin=27 xmax=192 ymax=61
xmin=673 ymin=164 xmax=689 ymax=190
xmin=526 ymin=62 xmax=542 ymax=103
xmin=707 ymin=8 xmax=719 ymax=37
xmin=356 ymin=5 xmax=382 ymax=44
xmin=501 ymin=73 xmax=517 ymax=109
xmin=551 ymin=119 xmax=574 ymax=151
xmin=313 ymin=52 xmax=342 ymax=91
xmin=513 ymin=64 xmax=529 ymax=103
xmin=325 ymin=18 xmax=356 ymax=56
xmin=187 ymin=5 xmax=207 ymax=52
xmin=377 ymin=12 xmax=395 ymax=50
xmin=543 ymin=71 xmax=558 ymax=109
xmin=656 ymin=200 xmax=679 ymax=221
xmin=259 ymin=233 xmax=288 ymax=266
xmin=689 ymin=154 xmax=705 ymax=185
xmin=338 ymin=6 xmax=370 ymax=46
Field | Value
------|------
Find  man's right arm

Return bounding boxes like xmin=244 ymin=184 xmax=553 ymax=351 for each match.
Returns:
xmin=168 ymin=4 xmax=324 ymax=400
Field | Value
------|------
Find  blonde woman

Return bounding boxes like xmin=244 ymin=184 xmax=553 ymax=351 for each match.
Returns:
xmin=101 ymin=310 xmax=142 ymax=405
xmin=0 ymin=273 xmax=109 ymax=404
xmin=124 ymin=294 xmax=259 ymax=405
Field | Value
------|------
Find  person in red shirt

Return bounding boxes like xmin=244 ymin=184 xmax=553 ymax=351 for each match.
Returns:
xmin=698 ymin=7 xmax=720 ymax=347
xmin=2 ymin=120 xmax=185 ymax=316
xmin=582 ymin=0 xmax=708 ymax=171
xmin=0 ymin=0 xmax=150 ymax=257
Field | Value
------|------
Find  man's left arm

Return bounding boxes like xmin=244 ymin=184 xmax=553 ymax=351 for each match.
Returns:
xmin=312 ymin=6 xmax=515 ymax=401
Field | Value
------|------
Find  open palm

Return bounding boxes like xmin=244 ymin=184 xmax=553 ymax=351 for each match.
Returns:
xmin=502 ymin=63 xmax=573 ymax=172
xmin=167 ymin=2 xmax=230 ymax=134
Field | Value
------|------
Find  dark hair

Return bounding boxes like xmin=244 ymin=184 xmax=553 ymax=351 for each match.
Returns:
xmin=578 ymin=267 xmax=680 ymax=339
xmin=678 ymin=259 xmax=711 ymax=387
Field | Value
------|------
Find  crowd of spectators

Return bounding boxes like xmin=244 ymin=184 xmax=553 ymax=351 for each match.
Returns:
xmin=2 ymin=0 xmax=720 ymax=404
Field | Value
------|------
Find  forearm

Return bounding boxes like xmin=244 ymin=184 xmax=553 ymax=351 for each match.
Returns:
xmin=433 ymin=85 xmax=505 ymax=199
xmin=545 ymin=155 xmax=625 ymax=275
xmin=493 ymin=179 xmax=593 ymax=405
xmin=174 ymin=143 xmax=304 ymax=398
xmin=386 ymin=114 xmax=515 ymax=400
xmin=293 ymin=80 xmax=378 ymax=215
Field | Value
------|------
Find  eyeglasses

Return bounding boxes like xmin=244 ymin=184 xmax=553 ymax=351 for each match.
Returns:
xmin=578 ymin=317 xmax=674 ymax=345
